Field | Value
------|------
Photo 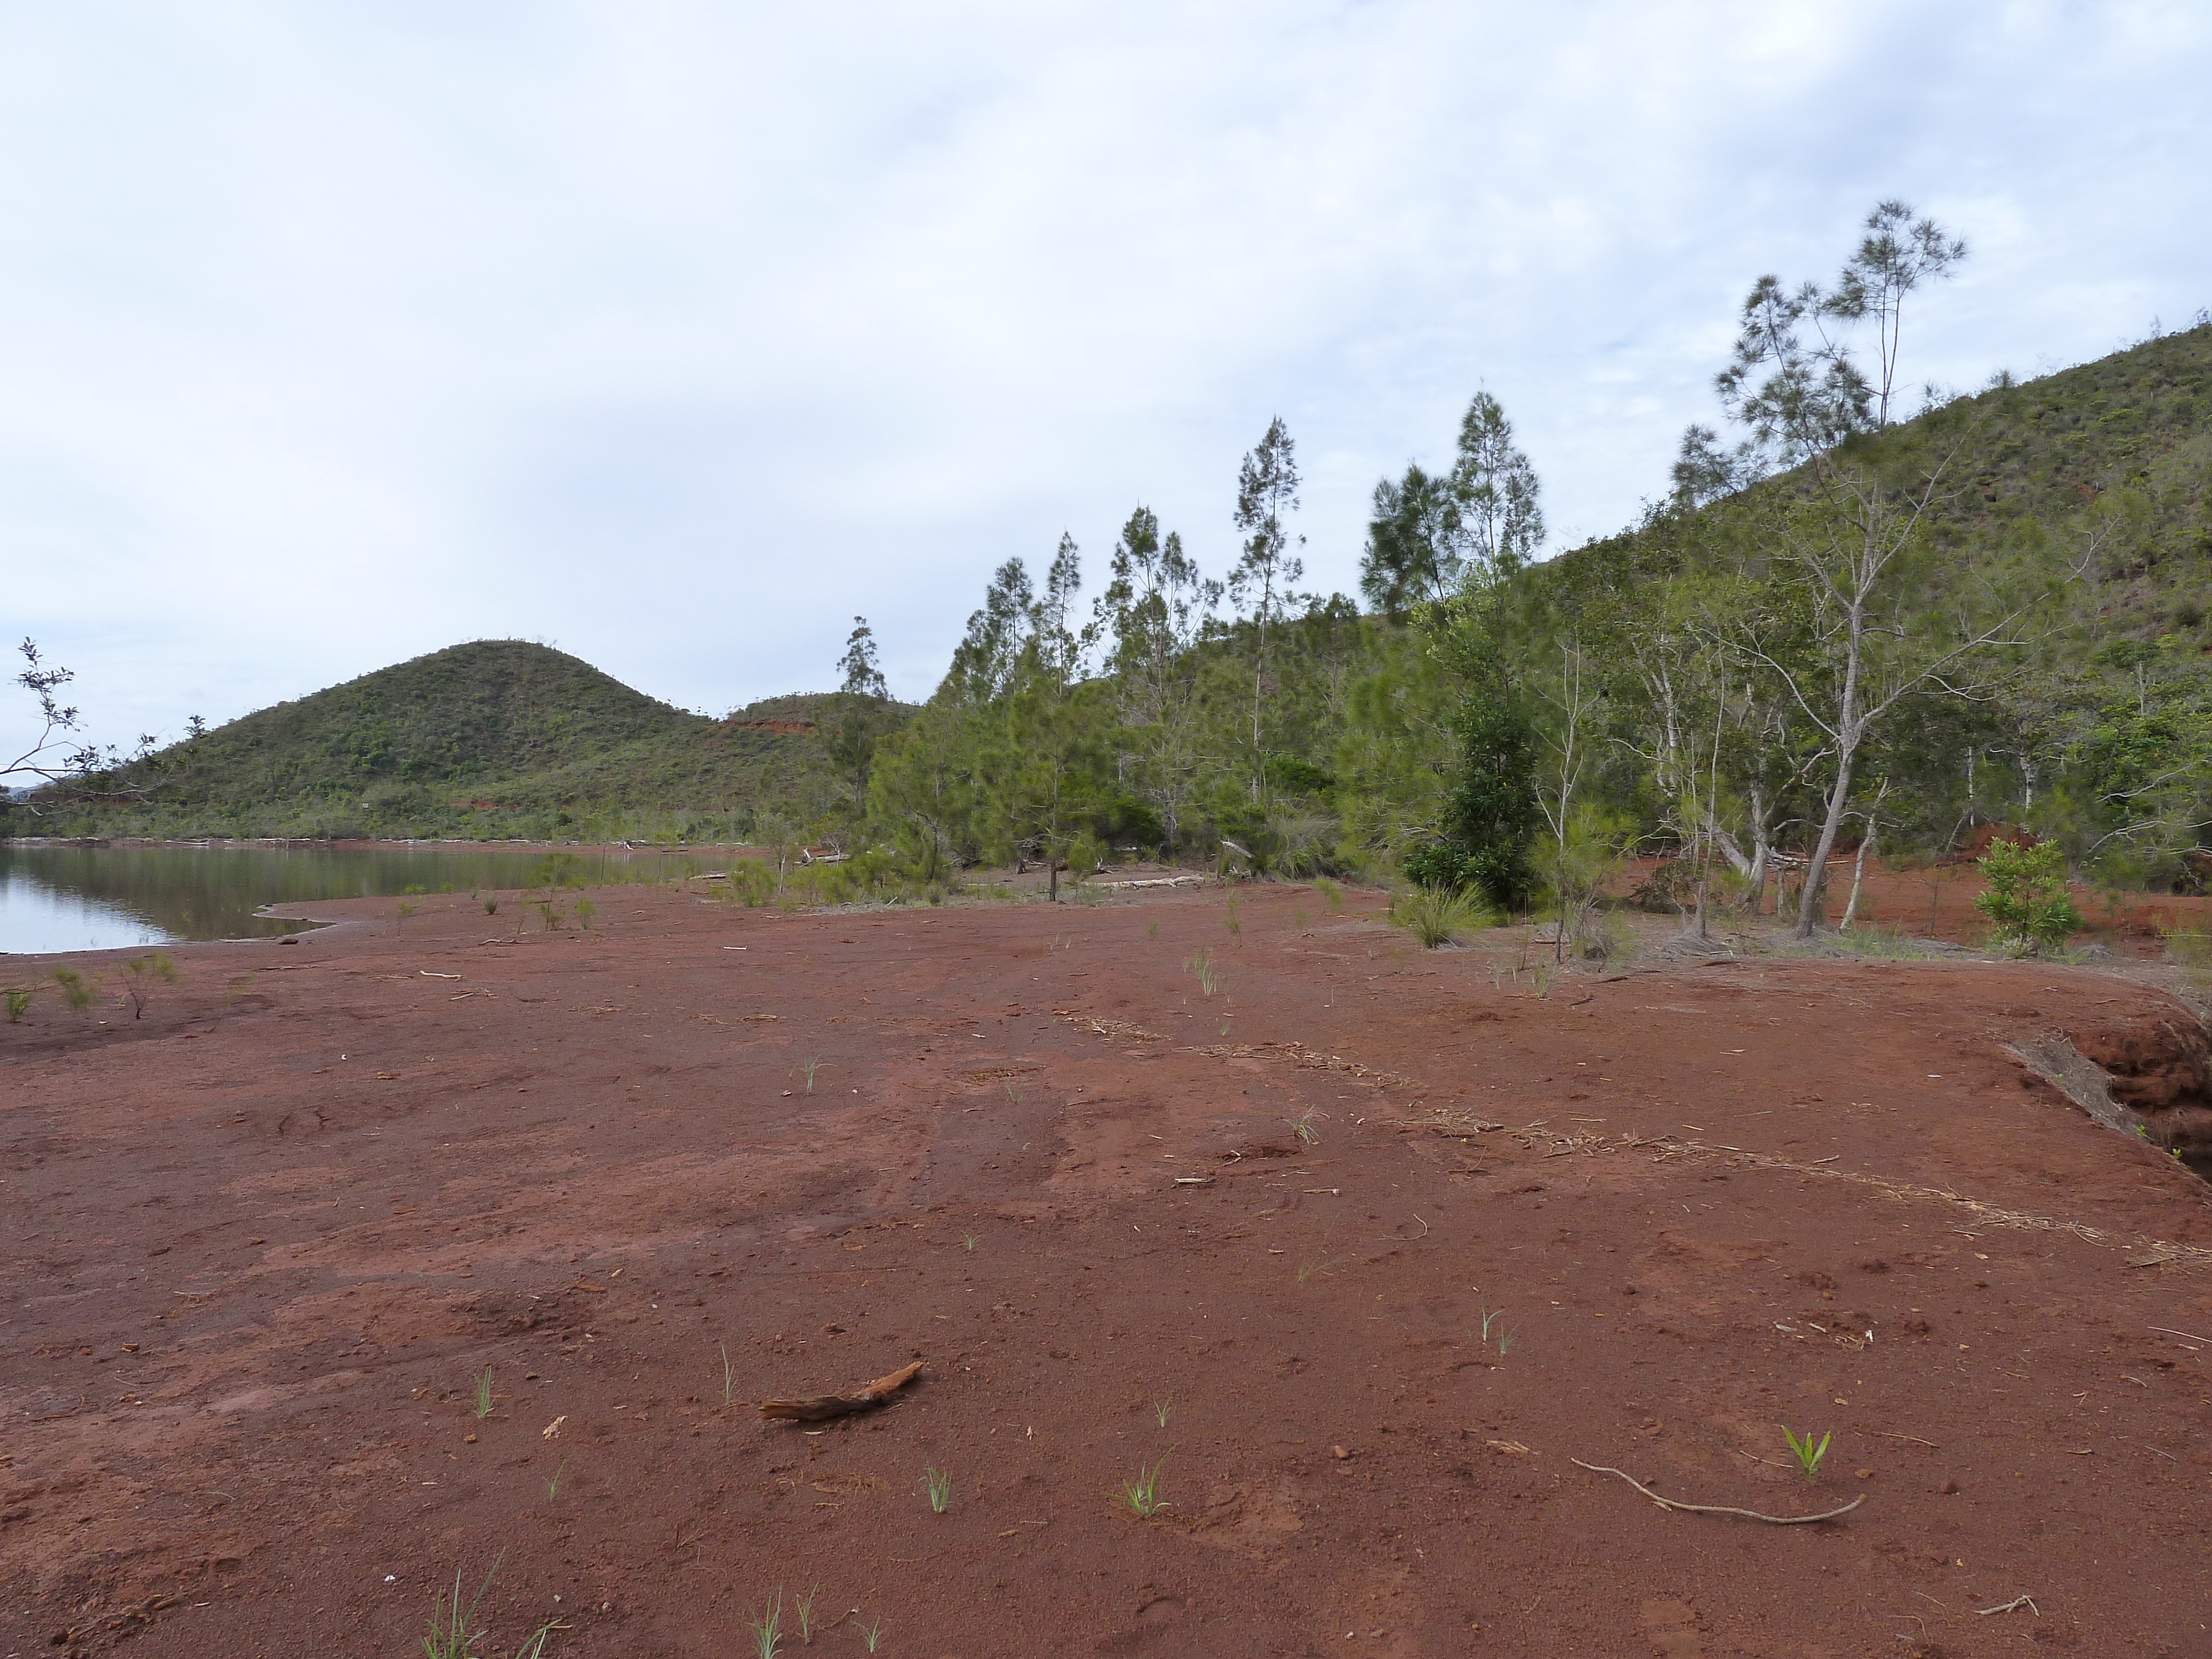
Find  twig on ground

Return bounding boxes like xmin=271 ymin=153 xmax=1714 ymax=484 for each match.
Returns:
xmin=2147 ymin=1325 xmax=2212 ymax=1345
xmin=760 ymin=1359 xmax=924 ymax=1422
xmin=1571 ymin=1459 xmax=1865 ymax=1525
xmin=1867 ymin=1431 xmax=1939 ymax=1448
xmin=1975 ymin=1594 xmax=2039 ymax=1616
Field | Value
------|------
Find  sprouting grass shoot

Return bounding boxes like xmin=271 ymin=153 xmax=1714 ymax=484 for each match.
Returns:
xmin=472 ymin=1366 xmax=495 ymax=1420
xmin=925 ymin=1466 xmax=952 ymax=1512
xmin=1784 ymin=1426 xmax=1831 ymax=1479
xmin=749 ymin=1586 xmax=784 ymax=1658
xmin=1121 ymin=1454 xmax=1171 ymax=1519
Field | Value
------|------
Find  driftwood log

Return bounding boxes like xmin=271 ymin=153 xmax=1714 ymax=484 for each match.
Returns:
xmin=759 ymin=1360 xmax=925 ymax=1423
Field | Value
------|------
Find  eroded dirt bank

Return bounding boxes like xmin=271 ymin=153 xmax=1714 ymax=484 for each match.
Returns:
xmin=6 ymin=886 xmax=2212 ymax=1657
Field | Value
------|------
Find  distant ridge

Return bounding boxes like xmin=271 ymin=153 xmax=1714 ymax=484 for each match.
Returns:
xmin=16 ymin=640 xmax=910 ymax=843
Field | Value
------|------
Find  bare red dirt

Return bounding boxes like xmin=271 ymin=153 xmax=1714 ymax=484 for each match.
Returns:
xmin=7 ymin=883 xmax=2212 ymax=1657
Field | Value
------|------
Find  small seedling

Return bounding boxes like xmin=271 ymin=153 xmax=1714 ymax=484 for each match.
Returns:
xmin=1222 ymin=899 xmax=1241 ymax=936
xmin=1295 ymin=1256 xmax=1349 ymax=1285
xmin=1120 ymin=1453 xmax=1171 ymax=1518
xmin=857 ymin=1615 xmax=886 ymax=1653
xmin=1288 ymin=1109 xmax=1321 ymax=1146
xmin=422 ymin=1554 xmax=552 ymax=1659
xmin=397 ymin=898 xmax=418 ymax=932
xmin=924 ymin=1467 xmax=952 ymax=1512
xmin=1154 ymin=1398 xmax=1172 ymax=1428
xmin=749 ymin=1587 xmax=784 ymax=1658
xmin=1495 ymin=1326 xmax=1517 ymax=1357
xmin=482 ymin=896 xmax=500 ymax=916
xmin=962 ymin=1234 xmax=978 ymax=1253
xmin=1479 ymin=1307 xmax=1499 ymax=1342
xmin=574 ymin=896 xmax=597 ymax=930
xmin=721 ymin=1342 xmax=737 ymax=1405
xmin=536 ymin=899 xmax=562 ymax=932
xmin=1783 ymin=1426 xmax=1830 ymax=1480
xmin=1146 ymin=919 xmax=1159 ymax=937
xmin=424 ymin=1561 xmax=493 ymax=1659
xmin=1218 ymin=1018 xmax=1232 ymax=1035
xmin=794 ymin=1583 xmax=819 ymax=1644
xmin=473 ymin=1367 xmax=495 ymax=1420
xmin=1186 ymin=952 xmax=1221 ymax=996
xmin=2 ymin=987 xmax=29 ymax=1023
xmin=51 ymin=967 xmax=95 ymax=1012
xmin=122 ymin=952 xmax=178 ymax=1018
xmin=802 ymin=1056 xmax=822 ymax=1093
xmin=545 ymin=1461 xmax=565 ymax=1500
xmin=1316 ymin=877 xmax=1344 ymax=911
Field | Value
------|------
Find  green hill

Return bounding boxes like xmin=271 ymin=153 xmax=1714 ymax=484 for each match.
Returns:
xmin=15 ymin=641 xmax=907 ymax=843
xmin=1535 ymin=320 xmax=2212 ymax=888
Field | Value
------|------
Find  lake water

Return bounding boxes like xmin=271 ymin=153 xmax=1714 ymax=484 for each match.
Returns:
xmin=0 ymin=843 xmax=721 ymax=954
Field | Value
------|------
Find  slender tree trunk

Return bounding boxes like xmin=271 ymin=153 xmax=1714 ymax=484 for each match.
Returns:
xmin=1841 ymin=821 xmax=1872 ymax=929
xmin=1796 ymin=742 xmax=1858 ymax=937
xmin=1795 ymin=587 xmax=1869 ymax=937
xmin=1747 ymin=782 xmax=1771 ymax=915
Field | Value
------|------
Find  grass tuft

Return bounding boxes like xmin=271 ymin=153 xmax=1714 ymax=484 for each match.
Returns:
xmin=1120 ymin=1453 xmax=1171 ymax=1519
xmin=924 ymin=1467 xmax=952 ymax=1513
xmin=794 ymin=1583 xmax=819 ymax=1645
xmin=857 ymin=1615 xmax=886 ymax=1653
xmin=749 ymin=1586 xmax=784 ymax=1659
xmin=1389 ymin=887 xmax=1494 ymax=949
xmin=473 ymin=1367 xmax=495 ymax=1420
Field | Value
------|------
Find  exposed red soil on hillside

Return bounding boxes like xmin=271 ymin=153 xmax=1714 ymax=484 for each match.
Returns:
xmin=6 ymin=885 xmax=2212 ymax=1657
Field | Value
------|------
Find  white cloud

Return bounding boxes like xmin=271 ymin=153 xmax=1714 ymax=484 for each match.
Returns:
xmin=3 ymin=0 xmax=2208 ymax=762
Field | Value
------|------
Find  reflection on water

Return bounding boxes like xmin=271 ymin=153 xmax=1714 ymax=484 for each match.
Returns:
xmin=0 ymin=843 xmax=720 ymax=954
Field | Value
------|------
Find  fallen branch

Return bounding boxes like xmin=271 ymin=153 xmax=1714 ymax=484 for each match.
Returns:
xmin=1571 ymin=1459 xmax=1864 ymax=1525
xmin=1976 ymin=1595 xmax=2038 ymax=1616
xmin=760 ymin=1359 xmax=924 ymax=1422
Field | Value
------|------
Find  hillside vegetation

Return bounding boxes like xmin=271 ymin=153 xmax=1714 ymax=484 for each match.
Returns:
xmin=18 ymin=212 xmax=2209 ymax=910
xmin=12 ymin=641 xmax=904 ymax=843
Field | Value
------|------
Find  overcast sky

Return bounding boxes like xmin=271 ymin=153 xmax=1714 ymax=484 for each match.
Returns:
xmin=4 ymin=1 xmax=2208 ymax=768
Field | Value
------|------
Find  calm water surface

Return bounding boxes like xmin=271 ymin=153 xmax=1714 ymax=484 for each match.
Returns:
xmin=0 ymin=843 xmax=719 ymax=954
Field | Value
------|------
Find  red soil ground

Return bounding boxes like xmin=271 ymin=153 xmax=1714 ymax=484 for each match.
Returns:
xmin=6 ymin=883 xmax=2212 ymax=1658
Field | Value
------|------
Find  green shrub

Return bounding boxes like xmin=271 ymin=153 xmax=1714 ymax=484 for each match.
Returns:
xmin=1974 ymin=838 xmax=2080 ymax=953
xmin=1389 ymin=886 xmax=1496 ymax=948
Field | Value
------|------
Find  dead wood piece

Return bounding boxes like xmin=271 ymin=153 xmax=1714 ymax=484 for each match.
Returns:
xmin=760 ymin=1359 xmax=924 ymax=1422
xmin=1571 ymin=1459 xmax=1865 ymax=1525
xmin=1976 ymin=1594 xmax=2038 ymax=1616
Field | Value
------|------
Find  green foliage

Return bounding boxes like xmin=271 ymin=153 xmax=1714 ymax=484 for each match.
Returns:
xmin=1119 ymin=1454 xmax=1172 ymax=1519
xmin=1406 ymin=666 xmax=1540 ymax=906
xmin=1783 ymin=1427 xmax=1832 ymax=1480
xmin=1389 ymin=886 xmax=1495 ymax=948
xmin=749 ymin=1587 xmax=784 ymax=1659
xmin=422 ymin=1556 xmax=554 ymax=1659
xmin=121 ymin=952 xmax=178 ymax=1018
xmin=3 ymin=986 xmax=30 ymax=1023
xmin=32 ymin=640 xmax=913 ymax=842
xmin=1974 ymin=837 xmax=2081 ymax=952
xmin=923 ymin=1467 xmax=952 ymax=1513
xmin=51 ymin=967 xmax=95 ymax=1012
